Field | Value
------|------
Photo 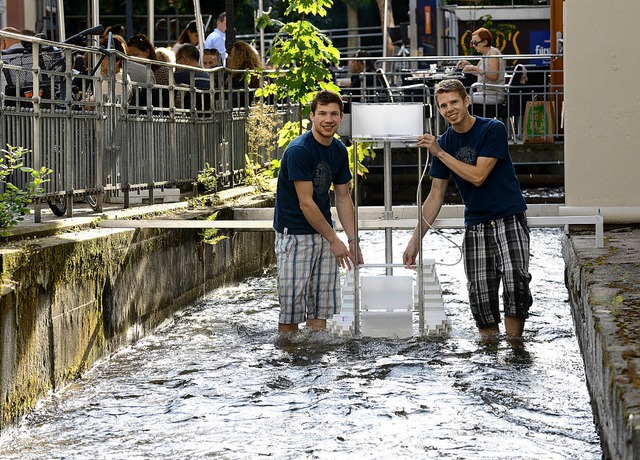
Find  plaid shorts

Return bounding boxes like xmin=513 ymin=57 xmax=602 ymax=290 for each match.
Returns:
xmin=462 ymin=213 xmax=533 ymax=329
xmin=275 ymin=232 xmax=340 ymax=325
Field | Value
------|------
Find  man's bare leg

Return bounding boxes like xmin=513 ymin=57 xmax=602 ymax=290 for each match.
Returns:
xmin=504 ymin=316 xmax=525 ymax=349
xmin=504 ymin=317 xmax=524 ymax=338
xmin=478 ymin=325 xmax=500 ymax=342
xmin=278 ymin=323 xmax=299 ymax=333
xmin=306 ymin=318 xmax=327 ymax=330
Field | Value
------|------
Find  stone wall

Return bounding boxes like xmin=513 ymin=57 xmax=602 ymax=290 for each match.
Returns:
xmin=0 ymin=200 xmax=275 ymax=429
xmin=563 ymin=230 xmax=640 ymax=460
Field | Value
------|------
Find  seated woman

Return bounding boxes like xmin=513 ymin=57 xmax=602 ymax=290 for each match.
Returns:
xmin=172 ymin=20 xmax=199 ymax=54
xmin=90 ymin=34 xmax=132 ymax=105
xmin=127 ymin=34 xmax=169 ymax=85
xmin=457 ymin=27 xmax=505 ymax=107
xmin=226 ymin=41 xmax=263 ymax=107
xmin=343 ymin=50 xmax=378 ymax=104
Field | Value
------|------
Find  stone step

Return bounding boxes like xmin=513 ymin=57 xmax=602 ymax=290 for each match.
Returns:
xmin=108 ymin=188 xmax=181 ymax=204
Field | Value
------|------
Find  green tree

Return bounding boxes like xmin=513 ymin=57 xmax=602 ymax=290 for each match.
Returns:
xmin=255 ymin=0 xmax=375 ymax=179
xmin=0 ymin=145 xmax=52 ymax=233
xmin=256 ymin=0 xmax=341 ymax=137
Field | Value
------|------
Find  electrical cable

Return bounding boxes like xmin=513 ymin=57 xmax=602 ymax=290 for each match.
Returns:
xmin=415 ymin=145 xmax=463 ymax=267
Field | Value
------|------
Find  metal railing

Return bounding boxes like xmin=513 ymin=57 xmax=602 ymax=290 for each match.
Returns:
xmin=1 ymin=31 xmax=563 ymax=221
xmin=334 ymin=54 xmax=564 ymax=144
xmin=0 ymin=31 xmax=297 ymax=221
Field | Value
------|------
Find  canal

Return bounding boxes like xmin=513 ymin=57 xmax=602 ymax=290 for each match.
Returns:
xmin=0 ymin=228 xmax=602 ymax=459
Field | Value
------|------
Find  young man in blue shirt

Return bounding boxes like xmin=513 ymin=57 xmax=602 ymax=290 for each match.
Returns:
xmin=403 ymin=79 xmax=532 ymax=342
xmin=273 ymin=90 xmax=363 ymax=333
xmin=204 ymin=13 xmax=227 ymax=64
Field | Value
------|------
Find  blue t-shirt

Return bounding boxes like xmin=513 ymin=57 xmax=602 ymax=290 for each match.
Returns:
xmin=273 ymin=130 xmax=352 ymax=234
xmin=430 ymin=117 xmax=526 ymax=226
xmin=174 ymin=70 xmax=210 ymax=90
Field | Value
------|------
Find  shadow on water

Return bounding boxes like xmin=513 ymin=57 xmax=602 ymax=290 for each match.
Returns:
xmin=0 ymin=229 xmax=601 ymax=460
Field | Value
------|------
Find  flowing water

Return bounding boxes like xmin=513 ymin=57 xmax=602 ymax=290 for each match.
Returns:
xmin=0 ymin=228 xmax=601 ymax=459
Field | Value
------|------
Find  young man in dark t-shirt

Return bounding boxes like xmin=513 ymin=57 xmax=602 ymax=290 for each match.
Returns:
xmin=403 ymin=79 xmax=532 ymax=343
xmin=273 ymin=90 xmax=364 ymax=333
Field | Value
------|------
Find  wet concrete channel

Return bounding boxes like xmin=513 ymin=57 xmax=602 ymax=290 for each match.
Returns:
xmin=0 ymin=210 xmax=601 ymax=458
xmin=1 ymin=189 xmax=638 ymax=458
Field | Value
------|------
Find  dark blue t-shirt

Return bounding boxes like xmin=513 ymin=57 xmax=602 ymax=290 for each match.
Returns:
xmin=430 ymin=117 xmax=526 ymax=226
xmin=273 ymin=130 xmax=352 ymax=234
xmin=174 ymin=70 xmax=210 ymax=89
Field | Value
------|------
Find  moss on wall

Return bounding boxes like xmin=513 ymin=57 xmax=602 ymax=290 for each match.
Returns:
xmin=0 ymin=198 xmax=276 ymax=430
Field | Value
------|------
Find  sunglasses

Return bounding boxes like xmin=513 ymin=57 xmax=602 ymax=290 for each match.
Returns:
xmin=470 ymin=40 xmax=483 ymax=46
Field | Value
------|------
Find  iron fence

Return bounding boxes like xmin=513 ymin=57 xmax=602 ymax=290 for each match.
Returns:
xmin=1 ymin=30 xmax=562 ymax=221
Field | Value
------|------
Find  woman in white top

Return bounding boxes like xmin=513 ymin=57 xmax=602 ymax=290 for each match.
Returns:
xmin=457 ymin=27 xmax=505 ymax=105
xmin=98 ymin=35 xmax=132 ymax=104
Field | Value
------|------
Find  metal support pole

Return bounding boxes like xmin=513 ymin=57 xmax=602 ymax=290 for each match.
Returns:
xmin=383 ymin=0 xmax=389 ymax=62
xmin=148 ymin=0 xmax=154 ymax=43
xmin=353 ymin=140 xmax=360 ymax=336
xmin=91 ymin=0 xmax=99 ymax=28
xmin=383 ymin=141 xmax=393 ymax=275
xmin=193 ymin=0 xmax=205 ymax=66
xmin=417 ymin=146 xmax=424 ymax=334
xmin=126 ymin=0 xmax=133 ymax=39
xmin=32 ymin=43 xmax=42 ymax=223
xmin=56 ymin=0 xmax=66 ymax=41
xmin=258 ymin=0 xmax=266 ymax=60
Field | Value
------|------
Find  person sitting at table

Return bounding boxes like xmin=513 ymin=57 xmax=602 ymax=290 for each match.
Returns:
xmin=456 ymin=27 xmax=505 ymax=107
xmin=226 ymin=40 xmax=262 ymax=107
xmin=96 ymin=34 xmax=132 ymax=104
xmin=343 ymin=50 xmax=378 ymax=104
xmin=174 ymin=44 xmax=210 ymax=90
xmin=174 ymin=44 xmax=211 ymax=111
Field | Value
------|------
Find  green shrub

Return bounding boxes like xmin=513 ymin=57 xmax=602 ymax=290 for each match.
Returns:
xmin=0 ymin=145 xmax=52 ymax=232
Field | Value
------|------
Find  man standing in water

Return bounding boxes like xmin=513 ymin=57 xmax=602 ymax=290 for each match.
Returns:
xmin=403 ymin=79 xmax=532 ymax=341
xmin=273 ymin=90 xmax=363 ymax=333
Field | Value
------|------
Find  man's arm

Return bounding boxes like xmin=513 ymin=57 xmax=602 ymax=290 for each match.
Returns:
xmin=403 ymin=178 xmax=448 ymax=268
xmin=417 ymin=134 xmax=497 ymax=186
xmin=293 ymin=180 xmax=354 ymax=268
xmin=334 ymin=183 xmax=364 ymax=265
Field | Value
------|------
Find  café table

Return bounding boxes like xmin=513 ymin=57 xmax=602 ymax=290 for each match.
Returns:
xmin=404 ymin=70 xmax=466 ymax=84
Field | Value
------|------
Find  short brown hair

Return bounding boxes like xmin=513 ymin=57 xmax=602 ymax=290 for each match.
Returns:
xmin=175 ymin=43 xmax=200 ymax=63
xmin=434 ymin=79 xmax=468 ymax=105
xmin=311 ymin=90 xmax=343 ymax=114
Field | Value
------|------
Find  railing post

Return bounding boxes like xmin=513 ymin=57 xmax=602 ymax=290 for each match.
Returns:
xmin=32 ymin=42 xmax=42 ymax=223
xmin=64 ymin=49 xmax=74 ymax=217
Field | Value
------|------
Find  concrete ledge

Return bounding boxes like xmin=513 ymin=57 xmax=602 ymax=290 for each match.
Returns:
xmin=1 ymin=186 xmax=260 ymax=243
xmin=0 ymin=189 xmax=275 ymax=429
xmin=563 ymin=227 xmax=640 ymax=459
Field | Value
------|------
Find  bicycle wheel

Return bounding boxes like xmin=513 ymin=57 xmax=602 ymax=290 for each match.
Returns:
xmin=86 ymin=194 xmax=99 ymax=211
xmin=49 ymin=198 xmax=67 ymax=217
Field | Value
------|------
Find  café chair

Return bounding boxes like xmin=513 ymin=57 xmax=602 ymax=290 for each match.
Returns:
xmin=469 ymin=64 xmax=528 ymax=142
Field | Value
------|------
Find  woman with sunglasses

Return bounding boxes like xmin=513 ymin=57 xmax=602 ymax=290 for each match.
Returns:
xmin=127 ymin=34 xmax=170 ymax=85
xmin=456 ymin=27 xmax=506 ymax=106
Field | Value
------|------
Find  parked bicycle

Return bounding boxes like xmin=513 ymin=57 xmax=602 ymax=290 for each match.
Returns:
xmin=4 ymin=26 xmax=108 ymax=216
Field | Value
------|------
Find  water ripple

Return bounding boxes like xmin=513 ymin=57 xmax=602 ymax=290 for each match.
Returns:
xmin=0 ymin=229 xmax=601 ymax=459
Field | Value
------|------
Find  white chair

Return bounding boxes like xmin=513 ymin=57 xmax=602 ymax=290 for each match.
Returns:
xmin=469 ymin=63 xmax=528 ymax=142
